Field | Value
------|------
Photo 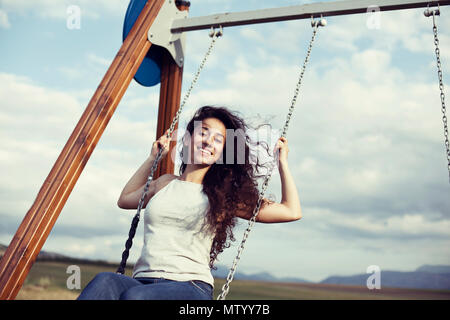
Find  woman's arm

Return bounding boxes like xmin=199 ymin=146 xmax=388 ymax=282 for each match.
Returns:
xmin=258 ymin=158 xmax=302 ymax=223
xmin=117 ymin=155 xmax=157 ymax=209
xmin=117 ymin=130 xmax=171 ymax=209
xmin=236 ymin=137 xmax=302 ymax=223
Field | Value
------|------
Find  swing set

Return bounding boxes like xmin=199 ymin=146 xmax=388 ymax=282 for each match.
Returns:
xmin=0 ymin=0 xmax=448 ymax=300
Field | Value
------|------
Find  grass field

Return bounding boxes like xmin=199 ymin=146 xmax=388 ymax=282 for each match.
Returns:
xmin=15 ymin=260 xmax=450 ymax=300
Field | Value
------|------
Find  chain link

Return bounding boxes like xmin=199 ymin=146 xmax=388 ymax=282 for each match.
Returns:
xmin=430 ymin=10 xmax=450 ymax=183
xmin=217 ymin=20 xmax=322 ymax=300
xmin=281 ymin=26 xmax=318 ymax=138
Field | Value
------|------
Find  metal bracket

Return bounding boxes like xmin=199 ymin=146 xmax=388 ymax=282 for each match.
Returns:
xmin=311 ymin=14 xmax=327 ymax=27
xmin=148 ymin=0 xmax=188 ymax=67
xmin=424 ymin=1 xmax=441 ymax=16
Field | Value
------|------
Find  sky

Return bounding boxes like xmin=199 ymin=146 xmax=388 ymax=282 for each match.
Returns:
xmin=1 ymin=0 xmax=450 ymax=283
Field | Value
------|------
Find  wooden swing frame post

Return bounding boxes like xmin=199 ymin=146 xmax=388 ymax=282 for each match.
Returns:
xmin=155 ymin=1 xmax=190 ymax=178
xmin=0 ymin=0 xmax=449 ymax=300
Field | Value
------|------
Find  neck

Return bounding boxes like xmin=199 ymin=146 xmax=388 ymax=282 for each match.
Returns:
xmin=179 ymin=163 xmax=210 ymax=184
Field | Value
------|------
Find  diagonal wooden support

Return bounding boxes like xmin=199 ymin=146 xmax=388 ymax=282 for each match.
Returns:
xmin=0 ymin=0 xmax=166 ymax=300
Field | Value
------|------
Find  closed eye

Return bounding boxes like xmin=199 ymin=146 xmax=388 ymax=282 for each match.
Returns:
xmin=201 ymin=127 xmax=223 ymax=144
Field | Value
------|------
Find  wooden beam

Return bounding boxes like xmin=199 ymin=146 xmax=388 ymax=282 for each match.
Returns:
xmin=0 ymin=0 xmax=166 ymax=300
xmin=154 ymin=2 xmax=190 ymax=179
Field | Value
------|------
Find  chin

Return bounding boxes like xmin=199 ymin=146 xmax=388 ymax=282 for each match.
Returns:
xmin=192 ymin=153 xmax=216 ymax=166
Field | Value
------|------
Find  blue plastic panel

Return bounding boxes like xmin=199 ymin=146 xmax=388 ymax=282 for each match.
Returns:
xmin=123 ymin=0 xmax=163 ymax=87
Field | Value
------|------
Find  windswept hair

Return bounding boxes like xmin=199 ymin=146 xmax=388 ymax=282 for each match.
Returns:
xmin=179 ymin=106 xmax=273 ymax=269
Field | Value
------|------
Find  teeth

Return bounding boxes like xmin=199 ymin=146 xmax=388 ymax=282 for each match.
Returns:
xmin=199 ymin=147 xmax=212 ymax=155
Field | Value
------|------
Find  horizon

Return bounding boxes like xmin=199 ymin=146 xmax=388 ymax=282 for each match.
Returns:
xmin=3 ymin=241 xmax=449 ymax=284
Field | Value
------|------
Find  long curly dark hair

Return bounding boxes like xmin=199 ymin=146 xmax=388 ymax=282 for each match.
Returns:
xmin=179 ymin=106 xmax=273 ymax=269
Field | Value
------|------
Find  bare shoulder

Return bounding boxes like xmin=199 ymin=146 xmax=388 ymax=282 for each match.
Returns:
xmin=158 ymin=173 xmax=178 ymax=183
xmin=154 ymin=173 xmax=178 ymax=191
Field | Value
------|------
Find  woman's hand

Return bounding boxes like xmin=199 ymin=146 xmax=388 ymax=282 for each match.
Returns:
xmin=237 ymin=136 xmax=301 ymax=223
xmin=150 ymin=129 xmax=171 ymax=159
xmin=274 ymin=136 xmax=289 ymax=166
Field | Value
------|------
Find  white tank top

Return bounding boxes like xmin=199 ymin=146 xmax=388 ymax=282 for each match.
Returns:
xmin=132 ymin=178 xmax=215 ymax=287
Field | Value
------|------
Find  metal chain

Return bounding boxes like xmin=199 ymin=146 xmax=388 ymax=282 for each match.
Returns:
xmin=167 ymin=26 xmax=223 ymax=137
xmin=217 ymin=17 xmax=325 ymax=300
xmin=281 ymin=21 xmax=320 ymax=138
xmin=426 ymin=6 xmax=450 ymax=183
xmin=117 ymin=26 xmax=223 ymax=274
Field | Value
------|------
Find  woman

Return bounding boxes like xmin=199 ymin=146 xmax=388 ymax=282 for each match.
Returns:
xmin=77 ymin=106 xmax=302 ymax=300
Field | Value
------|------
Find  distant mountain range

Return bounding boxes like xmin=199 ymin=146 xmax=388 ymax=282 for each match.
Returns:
xmin=211 ymin=265 xmax=312 ymax=283
xmin=1 ymin=243 xmax=449 ymax=290
xmin=321 ymin=266 xmax=450 ymax=291
xmin=213 ymin=265 xmax=450 ymax=291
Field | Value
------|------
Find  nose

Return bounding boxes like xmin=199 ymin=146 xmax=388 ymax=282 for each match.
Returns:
xmin=204 ymin=133 xmax=215 ymax=146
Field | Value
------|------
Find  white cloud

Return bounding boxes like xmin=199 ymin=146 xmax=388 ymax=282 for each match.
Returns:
xmin=307 ymin=208 xmax=450 ymax=238
xmin=86 ymin=53 xmax=112 ymax=67
xmin=57 ymin=53 xmax=114 ymax=82
xmin=0 ymin=73 xmax=82 ymax=132
xmin=58 ymin=66 xmax=84 ymax=80
xmin=0 ymin=0 xmax=127 ymax=20
xmin=66 ymin=242 xmax=97 ymax=256
xmin=0 ymin=9 xmax=11 ymax=28
xmin=240 ymin=28 xmax=265 ymax=43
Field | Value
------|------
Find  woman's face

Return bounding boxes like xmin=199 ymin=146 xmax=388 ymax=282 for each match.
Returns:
xmin=186 ymin=117 xmax=226 ymax=166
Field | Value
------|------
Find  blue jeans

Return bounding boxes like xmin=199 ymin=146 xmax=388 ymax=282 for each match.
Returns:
xmin=77 ymin=272 xmax=214 ymax=300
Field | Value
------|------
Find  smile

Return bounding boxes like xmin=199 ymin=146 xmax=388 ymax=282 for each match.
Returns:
xmin=198 ymin=146 xmax=213 ymax=156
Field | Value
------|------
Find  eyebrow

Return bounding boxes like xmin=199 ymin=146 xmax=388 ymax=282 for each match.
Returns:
xmin=201 ymin=125 xmax=224 ymax=139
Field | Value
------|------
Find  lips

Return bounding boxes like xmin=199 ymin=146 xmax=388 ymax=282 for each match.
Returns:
xmin=198 ymin=146 xmax=213 ymax=156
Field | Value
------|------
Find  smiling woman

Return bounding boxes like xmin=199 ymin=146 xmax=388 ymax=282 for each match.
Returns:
xmin=184 ymin=116 xmax=227 ymax=166
xmin=77 ymin=105 xmax=302 ymax=300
